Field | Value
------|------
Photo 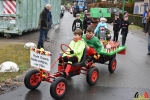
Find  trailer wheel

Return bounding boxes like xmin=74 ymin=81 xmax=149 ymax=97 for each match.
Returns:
xmin=50 ymin=77 xmax=68 ymax=100
xmin=86 ymin=67 xmax=99 ymax=86
xmin=24 ymin=69 xmax=41 ymax=90
xmin=108 ymin=58 xmax=117 ymax=73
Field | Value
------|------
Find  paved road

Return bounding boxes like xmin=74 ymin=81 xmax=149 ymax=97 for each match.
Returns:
xmin=0 ymin=12 xmax=150 ymax=100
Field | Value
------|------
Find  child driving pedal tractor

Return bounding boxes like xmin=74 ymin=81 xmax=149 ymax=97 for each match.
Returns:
xmin=58 ymin=29 xmax=86 ymax=77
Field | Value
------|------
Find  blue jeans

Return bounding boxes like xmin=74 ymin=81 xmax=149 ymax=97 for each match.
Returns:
xmin=44 ymin=22 xmax=52 ymax=39
xmin=37 ymin=29 xmax=46 ymax=49
xmin=148 ymin=34 xmax=150 ymax=53
xmin=44 ymin=30 xmax=48 ymax=39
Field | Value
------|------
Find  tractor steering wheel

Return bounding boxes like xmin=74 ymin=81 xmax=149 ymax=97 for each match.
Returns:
xmin=60 ymin=44 xmax=72 ymax=55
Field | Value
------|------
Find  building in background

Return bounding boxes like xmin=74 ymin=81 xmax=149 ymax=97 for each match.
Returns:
xmin=134 ymin=0 xmax=149 ymax=14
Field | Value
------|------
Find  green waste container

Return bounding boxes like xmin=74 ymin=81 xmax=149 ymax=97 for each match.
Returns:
xmin=103 ymin=13 xmax=111 ymax=17
xmin=90 ymin=8 xmax=111 ymax=18
xmin=0 ymin=0 xmax=61 ymax=36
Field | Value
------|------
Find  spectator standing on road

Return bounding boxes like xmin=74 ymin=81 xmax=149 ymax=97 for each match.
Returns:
xmin=84 ymin=10 xmax=88 ymax=20
xmin=146 ymin=10 xmax=150 ymax=23
xmin=44 ymin=9 xmax=53 ymax=42
xmin=120 ymin=15 xmax=133 ymax=46
xmin=72 ymin=14 xmax=83 ymax=32
xmin=37 ymin=4 xmax=51 ymax=49
xmin=142 ymin=10 xmax=147 ymax=32
xmin=70 ymin=7 xmax=73 ymax=14
xmin=48 ymin=10 xmax=53 ymax=29
xmin=144 ymin=11 xmax=150 ymax=55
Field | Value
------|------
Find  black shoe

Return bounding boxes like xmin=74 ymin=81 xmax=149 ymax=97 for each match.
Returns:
xmin=60 ymin=72 xmax=65 ymax=77
xmin=47 ymin=37 xmax=50 ymax=39
xmin=45 ymin=39 xmax=50 ymax=42
xmin=147 ymin=52 xmax=150 ymax=55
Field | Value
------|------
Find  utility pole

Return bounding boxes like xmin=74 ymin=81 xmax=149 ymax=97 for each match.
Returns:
xmin=122 ymin=0 xmax=125 ymax=14
xmin=92 ymin=0 xmax=93 ymax=3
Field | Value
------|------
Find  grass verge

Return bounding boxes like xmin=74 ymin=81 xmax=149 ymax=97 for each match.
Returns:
xmin=129 ymin=25 xmax=142 ymax=30
xmin=0 ymin=44 xmax=30 ymax=83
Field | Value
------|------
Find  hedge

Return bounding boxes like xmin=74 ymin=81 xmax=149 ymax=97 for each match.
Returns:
xmin=124 ymin=4 xmax=134 ymax=14
xmin=128 ymin=14 xmax=142 ymax=27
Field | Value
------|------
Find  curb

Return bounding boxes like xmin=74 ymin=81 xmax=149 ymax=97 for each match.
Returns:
xmin=130 ymin=32 xmax=148 ymax=40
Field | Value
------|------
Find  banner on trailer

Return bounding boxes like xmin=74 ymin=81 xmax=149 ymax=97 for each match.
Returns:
xmin=30 ymin=48 xmax=51 ymax=71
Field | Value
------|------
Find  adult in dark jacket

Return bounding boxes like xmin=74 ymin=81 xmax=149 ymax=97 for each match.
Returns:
xmin=44 ymin=10 xmax=53 ymax=41
xmin=144 ymin=11 xmax=150 ymax=55
xmin=72 ymin=14 xmax=82 ymax=32
xmin=120 ymin=15 xmax=133 ymax=46
xmin=111 ymin=12 xmax=121 ymax=42
xmin=48 ymin=11 xmax=53 ymax=29
xmin=37 ymin=4 xmax=51 ymax=49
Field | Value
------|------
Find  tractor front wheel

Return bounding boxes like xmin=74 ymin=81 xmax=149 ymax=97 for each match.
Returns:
xmin=50 ymin=77 xmax=68 ymax=100
xmin=24 ymin=69 xmax=41 ymax=90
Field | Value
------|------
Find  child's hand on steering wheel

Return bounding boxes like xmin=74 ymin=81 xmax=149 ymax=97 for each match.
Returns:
xmin=70 ymin=50 xmax=74 ymax=54
xmin=59 ymin=52 xmax=63 ymax=56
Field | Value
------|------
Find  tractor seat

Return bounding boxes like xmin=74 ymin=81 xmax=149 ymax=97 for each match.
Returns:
xmin=72 ymin=48 xmax=87 ymax=67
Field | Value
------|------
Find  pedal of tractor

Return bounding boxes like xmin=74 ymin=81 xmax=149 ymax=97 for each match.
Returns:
xmin=60 ymin=72 xmax=66 ymax=77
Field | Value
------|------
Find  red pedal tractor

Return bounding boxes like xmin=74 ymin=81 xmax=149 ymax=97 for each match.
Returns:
xmin=24 ymin=44 xmax=99 ymax=100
